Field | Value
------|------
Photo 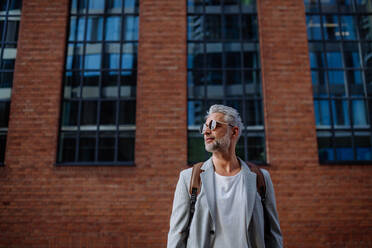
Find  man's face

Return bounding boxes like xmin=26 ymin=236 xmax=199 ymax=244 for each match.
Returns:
xmin=203 ymin=113 xmax=232 ymax=153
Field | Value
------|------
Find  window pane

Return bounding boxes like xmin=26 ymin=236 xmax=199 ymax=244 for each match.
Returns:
xmin=88 ymin=0 xmax=105 ymax=14
xmin=105 ymin=17 xmax=121 ymax=41
xmin=61 ymin=100 xmax=78 ymax=126
xmin=188 ymin=100 xmax=205 ymax=126
xmin=225 ymin=45 xmax=241 ymax=68
xmin=224 ymin=15 xmax=240 ymax=40
xmin=124 ymin=16 xmax=138 ymax=41
xmin=347 ymin=70 xmax=364 ymax=96
xmin=107 ymin=0 xmax=122 ymax=14
xmin=82 ymin=71 xmax=99 ymax=98
xmin=341 ymin=15 xmax=357 ymax=40
xmin=59 ymin=132 xmax=76 ymax=163
xmin=226 ymin=70 xmax=243 ymax=96
xmin=119 ymin=100 xmax=136 ymax=125
xmin=335 ymin=132 xmax=354 ymax=160
xmin=98 ymin=132 xmax=115 ymax=161
xmin=307 ymin=15 xmax=322 ymax=40
xmin=188 ymin=131 xmax=207 ymax=163
xmin=358 ymin=15 xmax=372 ymax=40
xmin=78 ymin=132 xmax=96 ymax=162
xmin=355 ymin=133 xmax=372 ymax=160
xmin=323 ymin=15 xmax=341 ymax=40
xmin=352 ymin=100 xmax=368 ymax=127
xmin=332 ymin=99 xmax=350 ymax=127
xmin=0 ymin=101 xmax=10 ymax=128
xmin=188 ymin=15 xmax=204 ymax=41
xmin=124 ymin=0 xmax=138 ymax=14
xmin=318 ymin=132 xmax=334 ymax=161
xmin=118 ymin=132 xmax=134 ymax=161
xmin=206 ymin=43 xmax=222 ymax=68
xmin=314 ymin=100 xmax=331 ymax=126
xmin=100 ymin=101 xmax=117 ymax=125
xmin=86 ymin=16 xmax=103 ymax=41
xmin=328 ymin=70 xmax=346 ymax=96
xmin=245 ymin=100 xmax=263 ymax=126
xmin=304 ymin=0 xmax=320 ymax=12
xmin=102 ymin=71 xmax=118 ymax=98
xmin=122 ymin=43 xmax=137 ymax=69
xmin=84 ymin=43 xmax=102 ymax=70
xmin=188 ymin=43 xmax=204 ymax=69
xmin=81 ymin=101 xmax=97 ymax=125
xmin=103 ymin=43 xmax=120 ymax=69
xmin=242 ymin=15 xmax=257 ymax=40
xmin=247 ymin=134 xmax=265 ymax=161
xmin=205 ymin=15 xmax=221 ymax=40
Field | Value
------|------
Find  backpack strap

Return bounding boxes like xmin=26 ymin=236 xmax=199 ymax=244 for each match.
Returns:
xmin=184 ymin=162 xmax=204 ymax=244
xmin=246 ymin=161 xmax=267 ymax=202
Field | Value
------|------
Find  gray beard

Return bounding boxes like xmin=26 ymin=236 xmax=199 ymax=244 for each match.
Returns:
xmin=205 ymin=132 xmax=231 ymax=153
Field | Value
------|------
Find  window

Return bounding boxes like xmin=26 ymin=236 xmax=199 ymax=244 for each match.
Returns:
xmin=57 ymin=0 xmax=138 ymax=165
xmin=187 ymin=0 xmax=265 ymax=164
xmin=0 ymin=0 xmax=22 ymax=165
xmin=305 ymin=0 xmax=372 ymax=163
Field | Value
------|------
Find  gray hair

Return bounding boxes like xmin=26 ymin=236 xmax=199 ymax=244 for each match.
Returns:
xmin=205 ymin=104 xmax=244 ymax=139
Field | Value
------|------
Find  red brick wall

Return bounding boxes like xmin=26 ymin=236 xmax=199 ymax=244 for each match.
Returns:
xmin=1 ymin=0 xmax=187 ymax=247
xmin=258 ymin=0 xmax=372 ymax=247
xmin=0 ymin=0 xmax=371 ymax=247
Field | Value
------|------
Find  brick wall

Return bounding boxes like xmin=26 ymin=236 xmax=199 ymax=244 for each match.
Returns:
xmin=0 ymin=0 xmax=371 ymax=247
xmin=0 ymin=0 xmax=187 ymax=247
xmin=258 ymin=0 xmax=372 ymax=247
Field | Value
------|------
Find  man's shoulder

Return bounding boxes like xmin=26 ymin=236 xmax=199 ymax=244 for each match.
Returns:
xmin=179 ymin=167 xmax=193 ymax=179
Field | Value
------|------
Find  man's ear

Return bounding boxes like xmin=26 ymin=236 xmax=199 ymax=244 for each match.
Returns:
xmin=233 ymin=127 xmax=239 ymax=137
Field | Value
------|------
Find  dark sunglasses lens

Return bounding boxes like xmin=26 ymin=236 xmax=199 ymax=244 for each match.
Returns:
xmin=210 ymin=120 xmax=216 ymax=130
xmin=199 ymin=124 xmax=204 ymax=134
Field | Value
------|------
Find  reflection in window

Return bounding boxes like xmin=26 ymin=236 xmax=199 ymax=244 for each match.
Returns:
xmin=0 ymin=0 xmax=22 ymax=164
xmin=187 ymin=0 xmax=265 ymax=164
xmin=57 ymin=0 xmax=138 ymax=165
xmin=305 ymin=0 xmax=372 ymax=162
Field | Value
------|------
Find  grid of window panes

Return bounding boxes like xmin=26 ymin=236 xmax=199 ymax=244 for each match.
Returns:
xmin=57 ymin=0 xmax=138 ymax=165
xmin=305 ymin=0 xmax=372 ymax=162
xmin=187 ymin=0 xmax=265 ymax=164
xmin=0 ymin=0 xmax=22 ymax=165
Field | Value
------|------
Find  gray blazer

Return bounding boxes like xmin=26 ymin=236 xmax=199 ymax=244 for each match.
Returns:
xmin=167 ymin=157 xmax=283 ymax=248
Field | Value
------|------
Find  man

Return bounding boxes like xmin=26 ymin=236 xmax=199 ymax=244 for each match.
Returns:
xmin=168 ymin=104 xmax=283 ymax=248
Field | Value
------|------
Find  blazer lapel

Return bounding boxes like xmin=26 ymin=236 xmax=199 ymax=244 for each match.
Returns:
xmin=200 ymin=158 xmax=217 ymax=225
xmin=239 ymin=158 xmax=257 ymax=224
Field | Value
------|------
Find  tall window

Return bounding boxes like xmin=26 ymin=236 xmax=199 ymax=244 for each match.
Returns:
xmin=187 ymin=0 xmax=265 ymax=164
xmin=57 ymin=0 xmax=138 ymax=165
xmin=0 ymin=0 xmax=22 ymax=165
xmin=305 ymin=0 xmax=372 ymax=162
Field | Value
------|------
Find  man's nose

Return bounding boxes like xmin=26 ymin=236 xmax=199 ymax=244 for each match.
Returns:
xmin=204 ymin=127 xmax=211 ymax=135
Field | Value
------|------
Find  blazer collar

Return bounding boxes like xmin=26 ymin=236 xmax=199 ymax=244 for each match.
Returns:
xmin=200 ymin=157 xmax=257 ymax=227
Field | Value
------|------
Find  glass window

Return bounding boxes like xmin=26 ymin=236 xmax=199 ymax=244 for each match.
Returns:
xmin=187 ymin=0 xmax=265 ymax=164
xmin=0 ymin=0 xmax=22 ymax=164
xmin=305 ymin=0 xmax=372 ymax=163
xmin=57 ymin=0 xmax=138 ymax=165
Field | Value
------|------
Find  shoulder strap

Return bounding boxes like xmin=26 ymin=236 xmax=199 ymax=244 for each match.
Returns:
xmin=189 ymin=162 xmax=204 ymax=196
xmin=184 ymin=162 xmax=204 ymax=244
xmin=246 ymin=161 xmax=266 ymax=202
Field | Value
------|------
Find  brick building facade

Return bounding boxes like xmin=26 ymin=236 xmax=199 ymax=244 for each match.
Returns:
xmin=0 ymin=0 xmax=371 ymax=247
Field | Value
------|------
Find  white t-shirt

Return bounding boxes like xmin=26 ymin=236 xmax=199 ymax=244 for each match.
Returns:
xmin=213 ymin=170 xmax=249 ymax=248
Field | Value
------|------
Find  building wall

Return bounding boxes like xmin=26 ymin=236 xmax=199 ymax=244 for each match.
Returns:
xmin=0 ymin=0 xmax=371 ymax=247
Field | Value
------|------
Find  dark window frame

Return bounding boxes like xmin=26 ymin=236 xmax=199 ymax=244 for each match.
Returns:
xmin=56 ymin=0 xmax=138 ymax=166
xmin=305 ymin=0 xmax=372 ymax=164
xmin=187 ymin=0 xmax=266 ymax=165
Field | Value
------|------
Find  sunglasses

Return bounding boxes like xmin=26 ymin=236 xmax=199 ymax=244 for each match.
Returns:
xmin=200 ymin=119 xmax=234 ymax=134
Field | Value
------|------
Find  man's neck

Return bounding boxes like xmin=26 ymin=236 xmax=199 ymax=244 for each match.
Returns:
xmin=212 ymin=151 xmax=241 ymax=176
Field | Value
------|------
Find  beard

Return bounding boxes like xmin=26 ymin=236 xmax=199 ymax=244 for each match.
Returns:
xmin=205 ymin=131 xmax=231 ymax=153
